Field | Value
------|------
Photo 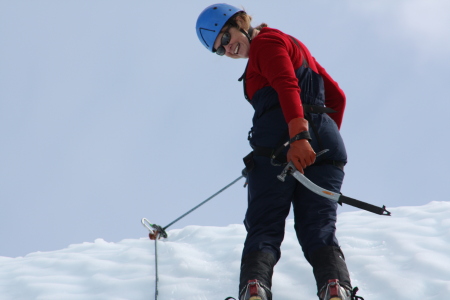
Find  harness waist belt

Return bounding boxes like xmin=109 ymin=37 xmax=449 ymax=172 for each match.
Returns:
xmin=260 ymin=103 xmax=336 ymax=118
xmin=249 ymin=147 xmax=345 ymax=171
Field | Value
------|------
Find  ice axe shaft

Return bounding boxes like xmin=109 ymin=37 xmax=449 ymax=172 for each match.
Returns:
xmin=278 ymin=162 xmax=391 ymax=216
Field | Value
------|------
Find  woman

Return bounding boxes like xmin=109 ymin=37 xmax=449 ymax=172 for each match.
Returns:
xmin=196 ymin=4 xmax=363 ymax=300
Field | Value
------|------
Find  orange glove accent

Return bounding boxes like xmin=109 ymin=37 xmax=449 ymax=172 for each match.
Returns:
xmin=286 ymin=118 xmax=316 ymax=174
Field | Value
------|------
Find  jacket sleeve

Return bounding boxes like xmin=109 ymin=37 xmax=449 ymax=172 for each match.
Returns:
xmin=250 ymin=35 xmax=304 ymax=123
xmin=314 ymin=58 xmax=346 ymax=129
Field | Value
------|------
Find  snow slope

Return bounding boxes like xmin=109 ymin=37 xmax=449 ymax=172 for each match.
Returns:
xmin=1 ymin=201 xmax=450 ymax=300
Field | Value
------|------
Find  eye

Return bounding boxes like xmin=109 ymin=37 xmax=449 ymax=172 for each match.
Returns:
xmin=221 ymin=32 xmax=231 ymax=46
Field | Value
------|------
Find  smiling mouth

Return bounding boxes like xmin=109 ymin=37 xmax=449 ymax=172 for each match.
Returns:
xmin=234 ymin=43 xmax=240 ymax=55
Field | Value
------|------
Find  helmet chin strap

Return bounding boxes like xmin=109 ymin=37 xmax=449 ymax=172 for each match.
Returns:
xmin=240 ymin=27 xmax=254 ymax=43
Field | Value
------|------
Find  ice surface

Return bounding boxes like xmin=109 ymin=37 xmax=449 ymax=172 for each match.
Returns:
xmin=1 ymin=201 xmax=450 ymax=299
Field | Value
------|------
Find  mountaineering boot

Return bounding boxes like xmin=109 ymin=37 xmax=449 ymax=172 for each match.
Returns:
xmin=318 ymin=279 xmax=364 ymax=300
xmin=239 ymin=279 xmax=271 ymax=300
xmin=310 ymin=246 xmax=352 ymax=292
xmin=239 ymin=251 xmax=276 ymax=300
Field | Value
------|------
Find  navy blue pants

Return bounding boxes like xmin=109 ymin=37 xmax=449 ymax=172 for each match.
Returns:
xmin=244 ymin=155 xmax=343 ymax=263
xmin=242 ymin=84 xmax=347 ymax=264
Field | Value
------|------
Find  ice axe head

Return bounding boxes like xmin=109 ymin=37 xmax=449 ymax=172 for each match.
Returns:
xmin=277 ymin=162 xmax=296 ymax=182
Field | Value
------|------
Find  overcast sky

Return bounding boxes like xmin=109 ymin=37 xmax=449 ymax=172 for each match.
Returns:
xmin=1 ymin=0 xmax=449 ymax=258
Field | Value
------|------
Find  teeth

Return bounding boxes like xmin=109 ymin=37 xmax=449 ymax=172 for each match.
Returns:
xmin=234 ymin=44 xmax=239 ymax=54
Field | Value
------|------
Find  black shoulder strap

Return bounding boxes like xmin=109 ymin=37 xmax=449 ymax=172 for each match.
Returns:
xmin=238 ymin=62 xmax=250 ymax=102
xmin=289 ymin=35 xmax=309 ymax=68
xmin=239 ymin=35 xmax=308 ymax=103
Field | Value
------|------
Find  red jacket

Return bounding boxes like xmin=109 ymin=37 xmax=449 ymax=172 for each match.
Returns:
xmin=245 ymin=27 xmax=346 ymax=129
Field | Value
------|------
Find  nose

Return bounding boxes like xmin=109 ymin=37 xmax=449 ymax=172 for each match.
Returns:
xmin=225 ymin=43 xmax=234 ymax=54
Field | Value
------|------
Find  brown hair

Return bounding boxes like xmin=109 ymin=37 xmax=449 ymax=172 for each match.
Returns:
xmin=224 ymin=11 xmax=268 ymax=32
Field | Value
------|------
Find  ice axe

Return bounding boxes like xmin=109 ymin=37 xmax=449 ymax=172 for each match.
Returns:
xmin=277 ymin=161 xmax=391 ymax=216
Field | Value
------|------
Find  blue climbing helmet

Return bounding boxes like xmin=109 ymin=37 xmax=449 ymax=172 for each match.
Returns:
xmin=196 ymin=3 xmax=243 ymax=52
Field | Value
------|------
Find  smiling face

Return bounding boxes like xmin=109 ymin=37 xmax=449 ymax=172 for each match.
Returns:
xmin=213 ymin=26 xmax=252 ymax=59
